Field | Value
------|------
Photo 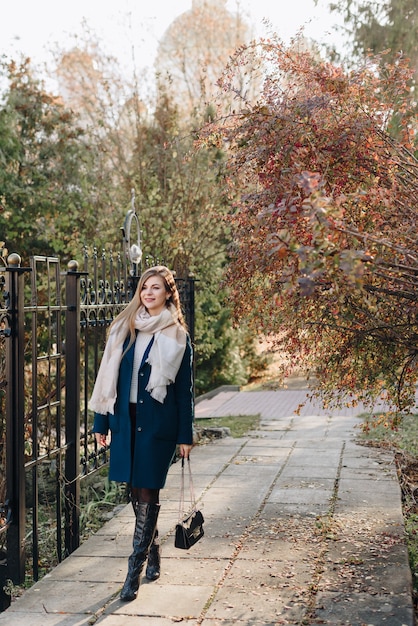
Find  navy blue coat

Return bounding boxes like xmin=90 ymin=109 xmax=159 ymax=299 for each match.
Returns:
xmin=92 ymin=333 xmax=194 ymax=489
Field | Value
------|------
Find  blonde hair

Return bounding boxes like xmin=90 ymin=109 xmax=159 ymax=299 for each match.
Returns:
xmin=109 ymin=265 xmax=187 ymax=350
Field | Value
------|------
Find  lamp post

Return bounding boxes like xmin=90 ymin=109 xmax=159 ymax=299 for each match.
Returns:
xmin=121 ymin=189 xmax=142 ymax=297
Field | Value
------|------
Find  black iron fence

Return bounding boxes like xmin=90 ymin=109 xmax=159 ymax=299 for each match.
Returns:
xmin=0 ymin=236 xmax=195 ymax=608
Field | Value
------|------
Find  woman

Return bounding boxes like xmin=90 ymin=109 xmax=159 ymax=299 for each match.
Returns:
xmin=89 ymin=265 xmax=194 ymax=602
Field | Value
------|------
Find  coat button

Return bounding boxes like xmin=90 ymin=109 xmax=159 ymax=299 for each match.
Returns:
xmin=137 ymin=426 xmax=142 ymax=432
xmin=140 ymin=372 xmax=144 ymax=377
xmin=139 ymin=399 xmax=144 ymax=404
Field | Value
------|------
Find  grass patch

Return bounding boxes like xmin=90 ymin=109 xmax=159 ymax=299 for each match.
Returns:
xmin=195 ymin=414 xmax=260 ymax=438
xmin=358 ymin=411 xmax=418 ymax=615
xmin=79 ymin=471 xmax=128 ymax=541
xmin=358 ymin=412 xmax=418 ymax=455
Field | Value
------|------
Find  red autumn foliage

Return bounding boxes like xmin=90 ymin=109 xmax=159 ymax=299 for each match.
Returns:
xmin=200 ymin=36 xmax=418 ymax=413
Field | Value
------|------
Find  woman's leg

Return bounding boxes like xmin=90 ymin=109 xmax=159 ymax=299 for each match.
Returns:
xmin=130 ymin=487 xmax=161 ymax=581
xmin=122 ymin=406 xmax=161 ymax=599
xmin=120 ymin=485 xmax=161 ymax=601
xmin=131 ymin=487 xmax=159 ymax=504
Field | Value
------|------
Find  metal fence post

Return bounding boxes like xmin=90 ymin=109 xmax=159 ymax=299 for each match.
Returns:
xmin=5 ymin=253 xmax=31 ymax=584
xmin=64 ymin=261 xmax=84 ymax=555
xmin=187 ymin=274 xmax=196 ymax=346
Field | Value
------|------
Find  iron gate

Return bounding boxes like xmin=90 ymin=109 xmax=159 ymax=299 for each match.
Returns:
xmin=0 ymin=236 xmax=195 ymax=604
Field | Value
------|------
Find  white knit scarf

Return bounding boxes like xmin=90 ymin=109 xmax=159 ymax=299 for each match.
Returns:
xmin=89 ymin=304 xmax=187 ymax=414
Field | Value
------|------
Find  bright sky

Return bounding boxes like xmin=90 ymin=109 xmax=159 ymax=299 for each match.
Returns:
xmin=2 ymin=0 xmax=344 ymax=77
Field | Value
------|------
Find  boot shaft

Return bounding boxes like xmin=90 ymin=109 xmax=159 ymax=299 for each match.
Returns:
xmin=146 ymin=528 xmax=161 ymax=581
xmin=132 ymin=502 xmax=160 ymax=553
xmin=120 ymin=502 xmax=160 ymax=602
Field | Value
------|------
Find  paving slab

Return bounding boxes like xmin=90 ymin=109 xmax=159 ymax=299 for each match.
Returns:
xmin=97 ymin=618 xmax=187 ymax=626
xmin=48 ymin=555 xmax=127 ymax=582
xmin=104 ymin=583 xmax=214 ymax=618
xmin=5 ymin=579 xmax=121 ymax=614
xmin=0 ymin=387 xmax=415 ymax=626
xmin=201 ymin=621 xmax=277 ymax=626
xmin=314 ymin=590 xmax=415 ymax=625
xmin=0 ymin=616 xmax=94 ymax=626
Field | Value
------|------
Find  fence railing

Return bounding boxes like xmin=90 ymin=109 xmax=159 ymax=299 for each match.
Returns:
xmin=0 ymin=246 xmax=195 ymax=608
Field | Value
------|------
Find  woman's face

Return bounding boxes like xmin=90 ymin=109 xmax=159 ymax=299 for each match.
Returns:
xmin=140 ymin=274 xmax=169 ymax=316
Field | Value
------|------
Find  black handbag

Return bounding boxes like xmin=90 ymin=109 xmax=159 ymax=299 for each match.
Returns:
xmin=175 ymin=457 xmax=204 ymax=550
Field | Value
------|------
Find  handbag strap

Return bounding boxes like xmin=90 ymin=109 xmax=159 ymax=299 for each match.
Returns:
xmin=178 ymin=457 xmax=197 ymax=521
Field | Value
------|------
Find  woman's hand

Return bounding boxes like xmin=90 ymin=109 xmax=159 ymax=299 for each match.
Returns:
xmin=179 ymin=443 xmax=192 ymax=459
xmin=95 ymin=432 xmax=108 ymax=447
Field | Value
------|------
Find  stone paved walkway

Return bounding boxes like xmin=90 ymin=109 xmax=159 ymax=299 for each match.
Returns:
xmin=1 ymin=388 xmax=415 ymax=625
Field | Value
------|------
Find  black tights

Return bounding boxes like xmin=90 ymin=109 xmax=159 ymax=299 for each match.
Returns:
xmin=130 ymin=486 xmax=160 ymax=504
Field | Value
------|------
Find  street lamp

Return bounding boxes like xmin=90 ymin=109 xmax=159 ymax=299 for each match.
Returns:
xmin=122 ymin=189 xmax=142 ymax=277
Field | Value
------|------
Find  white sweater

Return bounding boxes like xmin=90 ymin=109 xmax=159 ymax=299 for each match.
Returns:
xmin=129 ymin=332 xmax=153 ymax=403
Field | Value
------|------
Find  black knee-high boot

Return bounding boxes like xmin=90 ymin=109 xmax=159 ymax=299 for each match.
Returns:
xmin=146 ymin=528 xmax=161 ymax=581
xmin=120 ymin=502 xmax=160 ymax=602
xmin=130 ymin=499 xmax=161 ymax=582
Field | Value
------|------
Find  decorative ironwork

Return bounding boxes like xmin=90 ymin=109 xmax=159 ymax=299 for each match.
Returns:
xmin=0 ymin=202 xmax=195 ymax=601
xmin=0 ymin=267 xmax=10 ymax=539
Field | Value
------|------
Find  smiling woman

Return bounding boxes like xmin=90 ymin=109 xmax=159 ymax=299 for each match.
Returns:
xmin=140 ymin=274 xmax=170 ymax=316
xmin=89 ymin=264 xmax=194 ymax=602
